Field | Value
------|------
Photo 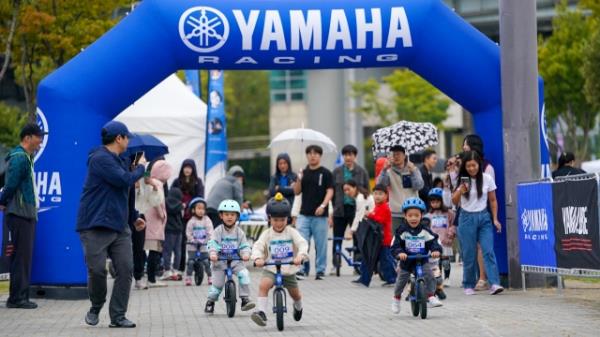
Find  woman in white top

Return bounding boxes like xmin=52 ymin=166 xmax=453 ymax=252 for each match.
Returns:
xmin=452 ymin=151 xmax=504 ymax=296
xmin=344 ymin=180 xmax=375 ymax=233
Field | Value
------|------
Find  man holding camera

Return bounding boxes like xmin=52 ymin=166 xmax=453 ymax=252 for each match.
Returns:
xmin=76 ymin=121 xmax=146 ymax=328
xmin=377 ymin=145 xmax=424 ymax=233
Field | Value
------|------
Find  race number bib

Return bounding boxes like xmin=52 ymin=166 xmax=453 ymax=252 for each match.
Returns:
xmin=405 ymin=235 xmax=426 ymax=254
xmin=193 ymin=227 xmax=207 ymax=242
xmin=430 ymin=215 xmax=448 ymax=229
xmin=221 ymin=238 xmax=239 ymax=255
xmin=269 ymin=239 xmax=294 ymax=261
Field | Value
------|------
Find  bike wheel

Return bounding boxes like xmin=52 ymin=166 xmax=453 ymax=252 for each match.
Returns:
xmin=194 ymin=262 xmax=204 ymax=286
xmin=418 ymin=279 xmax=427 ymax=319
xmin=410 ymin=281 xmax=419 ymax=317
xmin=334 ymin=254 xmax=341 ymax=277
xmin=225 ymin=281 xmax=237 ymax=318
xmin=275 ymin=289 xmax=285 ymax=331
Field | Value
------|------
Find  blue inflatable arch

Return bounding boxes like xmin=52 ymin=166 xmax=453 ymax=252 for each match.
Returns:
xmin=35 ymin=0 xmax=543 ymax=284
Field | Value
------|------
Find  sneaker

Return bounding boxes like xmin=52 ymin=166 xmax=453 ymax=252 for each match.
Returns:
xmin=315 ymin=272 xmax=325 ymax=280
xmin=443 ymin=278 xmax=451 ymax=288
xmin=6 ymin=300 xmax=38 ymax=309
xmin=185 ymin=277 xmax=192 ymax=286
xmin=171 ymin=273 xmax=183 ymax=281
xmin=241 ymin=298 xmax=255 ymax=311
xmin=489 ymin=284 xmax=504 ymax=295
xmin=329 ymin=267 xmax=337 ymax=276
xmin=85 ymin=309 xmax=99 ymax=326
xmin=207 ymin=276 xmax=213 ymax=285
xmin=428 ymin=296 xmax=443 ymax=308
xmin=251 ymin=311 xmax=267 ymax=326
xmin=293 ymin=306 xmax=303 ymax=321
xmin=351 ymin=278 xmax=362 ymax=284
xmin=160 ymin=270 xmax=173 ymax=281
xmin=436 ymin=289 xmax=447 ymax=300
xmin=148 ymin=281 xmax=168 ymax=288
xmin=381 ymin=281 xmax=395 ymax=288
xmin=204 ymin=301 xmax=215 ymax=314
xmin=391 ymin=298 xmax=401 ymax=314
xmin=134 ymin=279 xmax=148 ymax=290
xmin=475 ymin=279 xmax=489 ymax=291
xmin=464 ymin=288 xmax=475 ymax=296
xmin=295 ymin=271 xmax=306 ymax=280
xmin=109 ymin=318 xmax=136 ymax=328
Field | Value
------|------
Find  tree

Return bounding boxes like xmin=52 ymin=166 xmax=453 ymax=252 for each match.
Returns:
xmin=351 ymin=69 xmax=450 ymax=127
xmin=3 ymin=0 xmax=130 ymax=119
xmin=538 ymin=0 xmax=598 ymax=161
xmin=582 ymin=0 xmax=600 ymax=114
xmin=0 ymin=102 xmax=26 ymax=147
xmin=223 ymin=71 xmax=270 ymax=137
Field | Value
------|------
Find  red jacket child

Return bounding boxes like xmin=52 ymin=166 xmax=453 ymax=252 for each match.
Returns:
xmin=368 ymin=200 xmax=392 ymax=247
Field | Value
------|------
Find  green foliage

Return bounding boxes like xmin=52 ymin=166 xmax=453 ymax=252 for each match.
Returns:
xmin=223 ymin=71 xmax=270 ymax=137
xmin=351 ymin=69 xmax=450 ymax=127
xmin=0 ymin=102 xmax=27 ymax=148
xmin=538 ymin=0 xmax=600 ymax=160
xmin=2 ymin=0 xmax=131 ymax=116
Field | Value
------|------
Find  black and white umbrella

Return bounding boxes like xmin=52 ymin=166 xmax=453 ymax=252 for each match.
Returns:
xmin=371 ymin=121 xmax=438 ymax=156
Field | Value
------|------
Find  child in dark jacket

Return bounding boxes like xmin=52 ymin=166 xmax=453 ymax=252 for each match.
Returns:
xmin=391 ymin=197 xmax=442 ymax=314
xmin=356 ymin=184 xmax=397 ymax=286
xmin=162 ymin=187 xmax=184 ymax=281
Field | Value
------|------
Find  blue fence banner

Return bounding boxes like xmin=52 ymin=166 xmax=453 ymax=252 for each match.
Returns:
xmin=552 ymin=178 xmax=600 ymax=270
xmin=517 ymin=182 xmax=557 ymax=268
xmin=204 ymin=70 xmax=227 ymax=194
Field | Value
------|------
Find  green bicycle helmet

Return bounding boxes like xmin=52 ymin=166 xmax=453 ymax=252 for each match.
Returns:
xmin=218 ymin=199 xmax=241 ymax=214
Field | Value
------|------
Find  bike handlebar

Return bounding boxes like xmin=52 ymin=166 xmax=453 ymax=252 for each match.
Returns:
xmin=328 ymin=237 xmax=350 ymax=241
xmin=218 ymin=254 xmax=243 ymax=261
xmin=262 ymin=261 xmax=295 ymax=267
xmin=405 ymin=254 xmax=431 ymax=260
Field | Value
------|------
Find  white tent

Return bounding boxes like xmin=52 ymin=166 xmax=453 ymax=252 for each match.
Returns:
xmin=115 ymin=74 xmax=207 ymax=182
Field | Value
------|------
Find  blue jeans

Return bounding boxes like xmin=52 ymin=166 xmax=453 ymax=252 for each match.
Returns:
xmin=296 ymin=215 xmax=328 ymax=275
xmin=359 ymin=246 xmax=397 ymax=286
xmin=458 ymin=210 xmax=500 ymax=289
xmin=163 ymin=232 xmax=182 ymax=271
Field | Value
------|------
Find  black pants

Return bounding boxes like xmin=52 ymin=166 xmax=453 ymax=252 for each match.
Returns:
xmin=6 ymin=214 xmax=36 ymax=304
xmin=79 ymin=227 xmax=133 ymax=322
xmin=130 ymin=227 xmax=146 ymax=281
xmin=147 ymin=250 xmax=162 ymax=283
xmin=332 ymin=205 xmax=356 ymax=265
xmin=207 ymin=208 xmax=221 ymax=229
xmin=178 ymin=226 xmax=188 ymax=272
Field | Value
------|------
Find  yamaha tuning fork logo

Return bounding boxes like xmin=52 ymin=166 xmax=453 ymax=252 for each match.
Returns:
xmin=179 ymin=6 xmax=230 ymax=53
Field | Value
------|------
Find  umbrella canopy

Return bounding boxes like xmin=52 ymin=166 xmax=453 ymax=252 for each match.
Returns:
xmin=371 ymin=121 xmax=438 ymax=156
xmin=269 ymin=128 xmax=338 ymax=170
xmin=126 ymin=133 xmax=169 ymax=161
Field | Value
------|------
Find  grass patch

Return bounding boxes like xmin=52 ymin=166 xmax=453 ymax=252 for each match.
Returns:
xmin=0 ymin=281 xmax=8 ymax=295
xmin=564 ymin=276 xmax=600 ymax=284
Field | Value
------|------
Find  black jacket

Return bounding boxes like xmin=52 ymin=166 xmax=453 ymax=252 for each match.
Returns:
xmin=552 ymin=165 xmax=586 ymax=179
xmin=171 ymin=159 xmax=205 ymax=198
xmin=418 ymin=165 xmax=433 ymax=201
xmin=165 ymin=187 xmax=184 ymax=233
xmin=355 ymin=218 xmax=383 ymax=282
xmin=332 ymin=163 xmax=370 ymax=217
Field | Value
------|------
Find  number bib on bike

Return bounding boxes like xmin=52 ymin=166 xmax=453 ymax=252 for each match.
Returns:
xmin=269 ymin=239 xmax=294 ymax=262
xmin=405 ymin=235 xmax=426 ymax=254
xmin=221 ymin=237 xmax=239 ymax=255
xmin=430 ymin=215 xmax=448 ymax=230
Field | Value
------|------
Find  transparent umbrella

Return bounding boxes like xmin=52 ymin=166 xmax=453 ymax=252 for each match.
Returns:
xmin=269 ymin=128 xmax=338 ymax=170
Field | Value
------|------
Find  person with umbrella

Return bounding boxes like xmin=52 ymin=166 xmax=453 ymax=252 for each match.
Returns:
xmin=377 ymin=145 xmax=424 ymax=233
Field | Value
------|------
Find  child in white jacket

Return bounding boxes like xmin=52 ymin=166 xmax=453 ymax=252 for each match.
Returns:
xmin=250 ymin=193 xmax=308 ymax=327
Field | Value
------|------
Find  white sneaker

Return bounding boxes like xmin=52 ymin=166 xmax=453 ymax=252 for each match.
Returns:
xmin=160 ymin=270 xmax=173 ymax=281
xmin=134 ymin=279 xmax=148 ymax=290
xmin=443 ymin=278 xmax=451 ymax=288
xmin=391 ymin=298 xmax=401 ymax=314
xmin=329 ymin=267 xmax=338 ymax=276
xmin=148 ymin=281 xmax=168 ymax=288
xmin=428 ymin=296 xmax=443 ymax=308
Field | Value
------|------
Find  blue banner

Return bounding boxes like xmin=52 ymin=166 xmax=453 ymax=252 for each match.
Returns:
xmin=184 ymin=69 xmax=201 ymax=97
xmin=517 ymin=182 xmax=557 ymax=268
xmin=205 ymin=70 xmax=227 ymax=192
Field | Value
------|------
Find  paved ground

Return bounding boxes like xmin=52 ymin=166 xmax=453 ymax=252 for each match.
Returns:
xmin=1 ymin=263 xmax=600 ymax=337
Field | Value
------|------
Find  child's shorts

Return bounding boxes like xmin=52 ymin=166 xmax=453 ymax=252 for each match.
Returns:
xmin=262 ymin=270 xmax=298 ymax=289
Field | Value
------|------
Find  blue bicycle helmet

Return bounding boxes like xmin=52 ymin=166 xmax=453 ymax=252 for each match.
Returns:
xmin=188 ymin=197 xmax=207 ymax=210
xmin=218 ymin=199 xmax=241 ymax=214
xmin=402 ymin=197 xmax=427 ymax=213
xmin=428 ymin=188 xmax=444 ymax=200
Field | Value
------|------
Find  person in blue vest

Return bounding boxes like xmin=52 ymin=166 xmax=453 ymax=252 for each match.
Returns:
xmin=0 ymin=123 xmax=45 ymax=309
xmin=76 ymin=121 xmax=146 ymax=328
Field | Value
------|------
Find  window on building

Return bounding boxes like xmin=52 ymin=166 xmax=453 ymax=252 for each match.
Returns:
xmin=270 ymin=70 xmax=306 ymax=102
